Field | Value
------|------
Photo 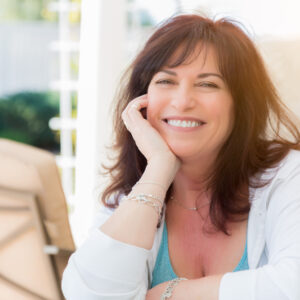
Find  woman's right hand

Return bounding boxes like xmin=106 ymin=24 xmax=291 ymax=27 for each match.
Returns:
xmin=122 ymin=94 xmax=181 ymax=172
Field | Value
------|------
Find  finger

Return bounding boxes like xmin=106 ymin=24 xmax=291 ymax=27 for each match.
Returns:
xmin=127 ymin=95 xmax=148 ymax=113
xmin=122 ymin=95 xmax=148 ymax=127
xmin=127 ymin=97 xmax=148 ymax=122
xmin=122 ymin=94 xmax=147 ymax=121
xmin=131 ymin=98 xmax=148 ymax=110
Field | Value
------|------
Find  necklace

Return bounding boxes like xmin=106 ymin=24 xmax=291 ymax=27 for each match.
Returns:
xmin=170 ymin=195 xmax=210 ymax=211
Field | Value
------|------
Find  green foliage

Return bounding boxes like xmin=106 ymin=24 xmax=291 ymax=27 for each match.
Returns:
xmin=0 ymin=0 xmax=81 ymax=23
xmin=1 ymin=0 xmax=47 ymax=21
xmin=0 ymin=91 xmax=60 ymax=151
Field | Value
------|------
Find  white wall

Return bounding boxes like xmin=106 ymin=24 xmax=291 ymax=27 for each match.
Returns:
xmin=0 ymin=21 xmax=79 ymax=97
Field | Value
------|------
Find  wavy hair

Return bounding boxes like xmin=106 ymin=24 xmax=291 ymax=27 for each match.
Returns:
xmin=100 ymin=13 xmax=300 ymax=234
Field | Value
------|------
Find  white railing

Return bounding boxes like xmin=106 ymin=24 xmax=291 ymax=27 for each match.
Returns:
xmin=48 ymin=0 xmax=80 ymax=205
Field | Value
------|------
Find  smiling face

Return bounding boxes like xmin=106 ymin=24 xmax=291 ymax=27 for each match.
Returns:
xmin=146 ymin=45 xmax=234 ymax=163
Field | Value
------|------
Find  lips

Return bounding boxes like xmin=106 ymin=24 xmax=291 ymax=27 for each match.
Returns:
xmin=162 ymin=116 xmax=206 ymax=124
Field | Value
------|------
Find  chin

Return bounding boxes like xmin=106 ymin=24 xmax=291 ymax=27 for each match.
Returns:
xmin=167 ymin=143 xmax=200 ymax=160
xmin=167 ymin=140 xmax=218 ymax=163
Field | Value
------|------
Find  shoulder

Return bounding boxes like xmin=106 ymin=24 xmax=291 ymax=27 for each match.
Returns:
xmin=275 ymin=149 xmax=300 ymax=178
xmin=250 ymin=149 xmax=300 ymax=208
xmin=258 ymin=149 xmax=300 ymax=185
xmin=258 ymin=149 xmax=300 ymax=210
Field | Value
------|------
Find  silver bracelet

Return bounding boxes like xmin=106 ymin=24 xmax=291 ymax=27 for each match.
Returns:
xmin=124 ymin=194 xmax=163 ymax=217
xmin=161 ymin=278 xmax=188 ymax=300
xmin=121 ymin=193 xmax=164 ymax=227
xmin=130 ymin=192 xmax=164 ymax=205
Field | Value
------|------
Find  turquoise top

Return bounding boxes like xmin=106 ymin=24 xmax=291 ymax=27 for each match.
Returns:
xmin=151 ymin=220 xmax=249 ymax=288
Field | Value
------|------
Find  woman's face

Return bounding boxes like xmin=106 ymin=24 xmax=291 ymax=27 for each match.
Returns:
xmin=146 ymin=45 xmax=234 ymax=162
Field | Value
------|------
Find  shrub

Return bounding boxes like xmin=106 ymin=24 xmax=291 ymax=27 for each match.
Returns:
xmin=0 ymin=91 xmax=60 ymax=151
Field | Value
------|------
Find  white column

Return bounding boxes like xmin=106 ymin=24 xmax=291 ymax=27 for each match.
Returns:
xmin=58 ymin=0 xmax=73 ymax=197
xmin=72 ymin=0 xmax=126 ymax=246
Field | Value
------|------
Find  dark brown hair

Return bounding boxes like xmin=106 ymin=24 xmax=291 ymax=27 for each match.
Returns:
xmin=100 ymin=13 xmax=300 ymax=235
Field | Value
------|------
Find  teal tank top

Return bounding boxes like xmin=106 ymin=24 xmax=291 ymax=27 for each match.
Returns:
xmin=151 ymin=220 xmax=249 ymax=288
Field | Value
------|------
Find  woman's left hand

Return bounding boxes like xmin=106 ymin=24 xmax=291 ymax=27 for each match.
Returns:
xmin=146 ymin=275 xmax=223 ymax=300
xmin=146 ymin=281 xmax=189 ymax=300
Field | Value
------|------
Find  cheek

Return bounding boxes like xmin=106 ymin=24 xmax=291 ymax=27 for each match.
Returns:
xmin=218 ymin=99 xmax=235 ymax=138
xmin=206 ymin=95 xmax=233 ymax=124
xmin=146 ymin=105 xmax=157 ymax=126
xmin=146 ymin=85 xmax=164 ymax=124
xmin=223 ymin=99 xmax=234 ymax=128
xmin=147 ymin=84 xmax=162 ymax=104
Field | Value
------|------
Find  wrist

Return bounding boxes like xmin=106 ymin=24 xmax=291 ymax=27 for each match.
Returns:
xmin=148 ymin=151 xmax=178 ymax=165
xmin=161 ymin=278 xmax=188 ymax=300
xmin=147 ymin=154 xmax=180 ymax=186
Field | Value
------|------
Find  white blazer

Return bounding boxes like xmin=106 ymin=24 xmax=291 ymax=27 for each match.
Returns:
xmin=62 ymin=150 xmax=300 ymax=300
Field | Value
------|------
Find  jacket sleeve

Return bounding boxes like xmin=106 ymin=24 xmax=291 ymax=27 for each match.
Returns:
xmin=61 ymin=204 xmax=151 ymax=300
xmin=219 ymin=162 xmax=300 ymax=300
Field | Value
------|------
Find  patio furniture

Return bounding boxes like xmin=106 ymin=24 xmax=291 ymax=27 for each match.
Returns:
xmin=0 ymin=138 xmax=75 ymax=300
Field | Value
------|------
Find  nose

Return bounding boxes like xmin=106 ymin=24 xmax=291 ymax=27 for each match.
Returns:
xmin=170 ymin=84 xmax=197 ymax=111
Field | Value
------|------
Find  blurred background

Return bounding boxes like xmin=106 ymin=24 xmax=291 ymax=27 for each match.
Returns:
xmin=0 ymin=0 xmax=300 ymax=247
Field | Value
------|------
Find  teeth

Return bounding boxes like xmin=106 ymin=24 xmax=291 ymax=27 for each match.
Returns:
xmin=167 ymin=119 xmax=202 ymax=128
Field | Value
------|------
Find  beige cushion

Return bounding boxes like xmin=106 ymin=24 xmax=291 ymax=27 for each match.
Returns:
xmin=0 ymin=138 xmax=76 ymax=299
xmin=0 ymin=189 xmax=63 ymax=299
xmin=0 ymin=138 xmax=75 ymax=252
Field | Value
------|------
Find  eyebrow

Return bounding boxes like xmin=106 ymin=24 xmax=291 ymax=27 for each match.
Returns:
xmin=159 ymin=69 xmax=224 ymax=80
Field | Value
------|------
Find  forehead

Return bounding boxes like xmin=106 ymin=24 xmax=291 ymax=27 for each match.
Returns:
xmin=163 ymin=43 xmax=220 ymax=72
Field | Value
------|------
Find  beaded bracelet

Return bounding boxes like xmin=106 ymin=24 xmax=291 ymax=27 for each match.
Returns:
xmin=161 ymin=278 xmax=188 ymax=300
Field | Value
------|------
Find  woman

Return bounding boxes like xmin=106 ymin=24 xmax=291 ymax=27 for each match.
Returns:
xmin=62 ymin=14 xmax=300 ymax=300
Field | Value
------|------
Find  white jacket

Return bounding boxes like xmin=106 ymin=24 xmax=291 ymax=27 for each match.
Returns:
xmin=62 ymin=150 xmax=300 ymax=300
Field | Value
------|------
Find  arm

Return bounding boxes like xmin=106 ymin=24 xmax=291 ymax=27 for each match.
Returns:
xmin=61 ymin=204 xmax=152 ymax=300
xmin=61 ymin=177 xmax=168 ymax=300
xmin=100 ymin=95 xmax=180 ymax=250
xmin=62 ymin=96 xmax=181 ymax=299
xmin=100 ymin=155 xmax=178 ymax=250
xmin=146 ymin=274 xmax=224 ymax=300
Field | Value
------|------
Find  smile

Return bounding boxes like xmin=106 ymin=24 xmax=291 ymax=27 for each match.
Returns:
xmin=166 ymin=119 xmax=204 ymax=128
xmin=162 ymin=119 xmax=206 ymax=132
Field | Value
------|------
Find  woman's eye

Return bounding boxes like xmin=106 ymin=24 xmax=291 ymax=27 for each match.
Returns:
xmin=155 ymin=79 xmax=174 ymax=85
xmin=196 ymin=82 xmax=218 ymax=88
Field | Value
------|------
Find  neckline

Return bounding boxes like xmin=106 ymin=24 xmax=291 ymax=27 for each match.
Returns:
xmin=163 ymin=219 xmax=178 ymax=278
xmin=163 ymin=218 xmax=248 ymax=277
